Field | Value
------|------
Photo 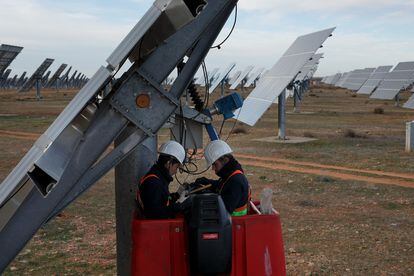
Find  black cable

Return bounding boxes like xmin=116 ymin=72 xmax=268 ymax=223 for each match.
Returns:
xmin=211 ymin=5 xmax=238 ymax=49
xmin=218 ymin=118 xmax=226 ymax=137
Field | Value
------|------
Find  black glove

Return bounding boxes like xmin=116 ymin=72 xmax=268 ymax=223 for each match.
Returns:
xmin=175 ymin=195 xmax=193 ymax=212
xmin=194 ymin=177 xmax=210 ymax=185
xmin=170 ymin=192 xmax=180 ymax=203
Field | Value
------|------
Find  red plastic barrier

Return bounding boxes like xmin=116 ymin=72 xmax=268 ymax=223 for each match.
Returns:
xmin=131 ymin=206 xmax=286 ymax=276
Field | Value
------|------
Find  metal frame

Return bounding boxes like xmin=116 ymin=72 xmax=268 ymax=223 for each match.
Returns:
xmin=0 ymin=0 xmax=238 ymax=271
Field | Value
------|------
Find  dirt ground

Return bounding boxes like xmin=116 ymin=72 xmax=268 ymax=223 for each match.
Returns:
xmin=0 ymin=85 xmax=413 ymax=275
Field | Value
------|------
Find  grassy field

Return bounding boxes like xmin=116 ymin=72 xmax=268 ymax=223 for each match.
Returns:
xmin=0 ymin=85 xmax=413 ymax=275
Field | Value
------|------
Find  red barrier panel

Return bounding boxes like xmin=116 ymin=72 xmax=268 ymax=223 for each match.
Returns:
xmin=131 ymin=206 xmax=285 ymax=276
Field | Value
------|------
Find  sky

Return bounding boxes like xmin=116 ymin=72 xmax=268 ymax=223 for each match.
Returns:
xmin=1 ymin=0 xmax=414 ymax=78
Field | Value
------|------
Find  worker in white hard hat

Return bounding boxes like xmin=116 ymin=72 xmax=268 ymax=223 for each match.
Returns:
xmin=195 ymin=140 xmax=250 ymax=216
xmin=136 ymin=141 xmax=191 ymax=219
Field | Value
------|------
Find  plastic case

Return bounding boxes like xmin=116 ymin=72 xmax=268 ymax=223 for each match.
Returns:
xmin=131 ymin=202 xmax=286 ymax=276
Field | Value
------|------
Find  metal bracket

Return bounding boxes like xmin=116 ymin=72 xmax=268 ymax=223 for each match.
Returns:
xmin=110 ymin=71 xmax=179 ymax=137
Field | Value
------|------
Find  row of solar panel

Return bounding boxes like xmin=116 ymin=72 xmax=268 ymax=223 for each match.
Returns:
xmin=321 ymin=62 xmax=414 ymax=109
xmin=0 ymin=44 xmax=88 ymax=91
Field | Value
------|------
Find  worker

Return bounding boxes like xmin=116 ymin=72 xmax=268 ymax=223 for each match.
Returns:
xmin=194 ymin=140 xmax=250 ymax=216
xmin=137 ymin=140 xmax=191 ymax=219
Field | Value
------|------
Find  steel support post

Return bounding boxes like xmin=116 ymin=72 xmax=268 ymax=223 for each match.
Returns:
xmin=278 ymin=89 xmax=286 ymax=140
xmin=406 ymin=121 xmax=414 ymax=152
xmin=293 ymin=88 xmax=300 ymax=113
xmin=115 ymin=128 xmax=157 ymax=276
xmin=35 ymin=78 xmax=41 ymax=100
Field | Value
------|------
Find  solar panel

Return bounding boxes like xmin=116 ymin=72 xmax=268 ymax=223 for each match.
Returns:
xmin=19 ymin=58 xmax=54 ymax=92
xmin=403 ymin=94 xmax=414 ymax=109
xmin=244 ymin=67 xmax=265 ymax=88
xmin=370 ymin=62 xmax=414 ymax=100
xmin=330 ymin=74 xmax=342 ymax=85
xmin=208 ymin=62 xmax=236 ymax=94
xmin=335 ymin=72 xmax=351 ymax=87
xmin=229 ymin=65 xmax=254 ymax=89
xmin=0 ymin=69 xmax=12 ymax=89
xmin=235 ymin=27 xmax=335 ymax=126
xmin=47 ymin=63 xmax=68 ymax=88
xmin=228 ymin=70 xmax=241 ymax=85
xmin=341 ymin=68 xmax=376 ymax=91
xmin=295 ymin=53 xmax=323 ymax=81
xmin=357 ymin=65 xmax=393 ymax=94
xmin=0 ymin=44 xmax=23 ymax=75
xmin=16 ymin=72 xmax=27 ymax=88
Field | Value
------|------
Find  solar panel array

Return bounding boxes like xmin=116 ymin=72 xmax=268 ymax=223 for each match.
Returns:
xmin=357 ymin=65 xmax=393 ymax=94
xmin=235 ymin=27 xmax=335 ymax=126
xmin=370 ymin=62 xmax=414 ymax=100
xmin=341 ymin=68 xmax=376 ymax=91
xmin=229 ymin=65 xmax=254 ymax=89
xmin=335 ymin=72 xmax=351 ymax=87
xmin=0 ymin=44 xmax=23 ymax=75
xmin=46 ymin=63 xmax=68 ymax=88
xmin=208 ymin=62 xmax=236 ymax=94
xmin=244 ymin=67 xmax=265 ymax=88
xmin=295 ymin=53 xmax=324 ymax=82
xmin=0 ymin=44 xmax=88 ymax=91
xmin=19 ymin=58 xmax=54 ymax=92
xmin=403 ymin=94 xmax=414 ymax=109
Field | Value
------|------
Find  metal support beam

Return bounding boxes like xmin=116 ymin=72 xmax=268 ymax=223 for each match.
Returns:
xmin=278 ymin=89 xmax=286 ymax=140
xmin=406 ymin=121 xmax=414 ymax=152
xmin=0 ymin=0 xmax=237 ymax=272
xmin=35 ymin=78 xmax=41 ymax=100
xmin=115 ymin=129 xmax=157 ymax=276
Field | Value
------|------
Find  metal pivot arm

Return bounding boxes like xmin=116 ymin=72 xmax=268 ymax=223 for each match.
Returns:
xmin=0 ymin=0 xmax=237 ymax=271
xmin=50 ymin=0 xmax=237 ymax=220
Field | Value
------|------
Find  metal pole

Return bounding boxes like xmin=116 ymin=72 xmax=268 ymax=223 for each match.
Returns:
xmin=278 ymin=89 xmax=286 ymax=140
xmin=395 ymin=94 xmax=400 ymax=107
xmin=406 ymin=121 xmax=414 ymax=152
xmin=115 ymin=127 xmax=157 ymax=276
xmin=36 ymin=78 xmax=41 ymax=100
xmin=293 ymin=89 xmax=300 ymax=113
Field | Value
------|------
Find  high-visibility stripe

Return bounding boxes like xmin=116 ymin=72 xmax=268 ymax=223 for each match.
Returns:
xmin=140 ymin=174 xmax=159 ymax=185
xmin=231 ymin=208 xmax=248 ymax=216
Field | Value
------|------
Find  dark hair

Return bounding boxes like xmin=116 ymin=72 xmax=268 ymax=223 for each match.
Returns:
xmin=158 ymin=154 xmax=180 ymax=167
xmin=218 ymin=154 xmax=233 ymax=164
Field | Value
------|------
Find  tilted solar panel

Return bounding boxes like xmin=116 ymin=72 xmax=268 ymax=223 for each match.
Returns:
xmin=234 ymin=27 xmax=335 ymax=126
xmin=208 ymin=62 xmax=236 ymax=94
xmin=342 ymin=68 xmax=375 ymax=91
xmin=370 ymin=61 xmax=414 ymax=100
xmin=19 ymin=58 xmax=54 ymax=92
xmin=357 ymin=65 xmax=393 ymax=94
xmin=229 ymin=65 xmax=254 ymax=89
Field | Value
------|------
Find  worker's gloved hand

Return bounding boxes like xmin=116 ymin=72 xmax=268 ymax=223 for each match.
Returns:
xmin=170 ymin=192 xmax=180 ymax=203
xmin=194 ymin=177 xmax=210 ymax=186
xmin=177 ymin=195 xmax=193 ymax=211
xmin=177 ymin=190 xmax=189 ymax=204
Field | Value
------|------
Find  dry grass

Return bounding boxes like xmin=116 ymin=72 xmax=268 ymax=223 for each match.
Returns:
xmin=1 ymin=86 xmax=414 ymax=275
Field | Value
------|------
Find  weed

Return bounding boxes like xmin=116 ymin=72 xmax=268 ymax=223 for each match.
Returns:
xmin=303 ymin=131 xmax=316 ymax=138
xmin=374 ymin=107 xmax=384 ymax=114
xmin=344 ymin=129 xmax=366 ymax=138
xmin=231 ymin=127 xmax=248 ymax=135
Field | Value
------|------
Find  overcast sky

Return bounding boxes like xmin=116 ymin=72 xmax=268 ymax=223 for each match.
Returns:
xmin=1 ymin=0 xmax=414 ymax=78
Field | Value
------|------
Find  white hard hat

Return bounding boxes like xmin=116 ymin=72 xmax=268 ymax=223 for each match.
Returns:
xmin=159 ymin=141 xmax=186 ymax=165
xmin=204 ymin=140 xmax=233 ymax=167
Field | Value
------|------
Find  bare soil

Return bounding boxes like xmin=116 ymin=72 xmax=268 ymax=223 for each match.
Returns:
xmin=0 ymin=86 xmax=413 ymax=275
